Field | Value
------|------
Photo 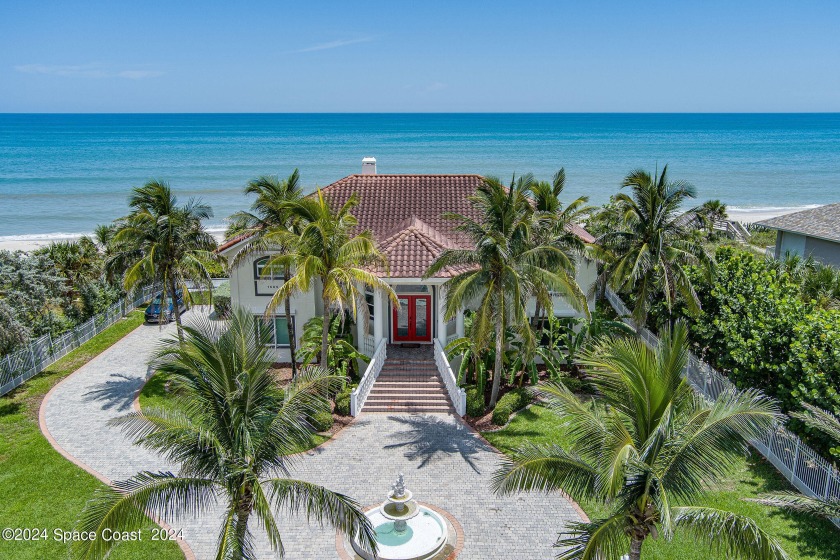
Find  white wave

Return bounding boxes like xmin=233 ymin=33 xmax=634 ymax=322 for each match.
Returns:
xmin=0 ymin=232 xmax=90 ymax=242
xmin=727 ymin=204 xmax=822 ymax=214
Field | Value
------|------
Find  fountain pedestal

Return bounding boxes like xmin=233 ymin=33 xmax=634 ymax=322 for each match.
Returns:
xmin=350 ymin=474 xmax=456 ymax=560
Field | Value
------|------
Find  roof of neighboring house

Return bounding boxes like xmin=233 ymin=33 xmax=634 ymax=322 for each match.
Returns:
xmin=756 ymin=203 xmax=840 ymax=244
xmin=218 ymin=173 xmax=595 ymax=277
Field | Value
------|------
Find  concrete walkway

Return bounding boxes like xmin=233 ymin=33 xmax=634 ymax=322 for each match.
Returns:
xmin=41 ymin=315 xmax=584 ymax=559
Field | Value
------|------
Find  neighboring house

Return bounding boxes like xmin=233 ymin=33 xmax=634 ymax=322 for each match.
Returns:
xmin=757 ymin=203 xmax=840 ymax=266
xmin=218 ymin=159 xmax=597 ymax=362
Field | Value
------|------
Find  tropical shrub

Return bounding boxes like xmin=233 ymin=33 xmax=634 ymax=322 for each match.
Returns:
xmin=466 ymin=386 xmax=486 ymax=417
xmin=491 ymin=388 xmax=532 ymax=425
xmin=297 ymin=315 xmax=369 ymax=378
xmin=673 ymin=246 xmax=840 ymax=455
xmin=212 ymin=281 xmax=231 ymax=318
xmin=308 ymin=409 xmax=334 ymax=432
xmin=333 ymin=383 xmax=356 ymax=416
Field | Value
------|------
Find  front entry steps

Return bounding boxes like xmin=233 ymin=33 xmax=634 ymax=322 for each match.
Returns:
xmin=363 ymin=344 xmax=454 ymax=413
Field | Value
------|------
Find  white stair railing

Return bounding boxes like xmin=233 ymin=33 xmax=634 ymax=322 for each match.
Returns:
xmin=350 ymin=339 xmax=387 ymax=416
xmin=434 ymin=339 xmax=467 ymax=416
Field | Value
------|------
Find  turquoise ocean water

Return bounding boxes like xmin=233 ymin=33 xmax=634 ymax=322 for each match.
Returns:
xmin=1 ymin=113 xmax=839 ymax=238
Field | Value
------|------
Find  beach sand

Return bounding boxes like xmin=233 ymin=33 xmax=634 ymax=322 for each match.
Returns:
xmin=0 ymin=230 xmax=228 ymax=253
xmin=0 ymin=208 xmax=807 ymax=253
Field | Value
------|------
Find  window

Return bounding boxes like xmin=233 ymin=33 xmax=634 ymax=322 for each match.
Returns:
xmin=254 ymin=315 xmax=295 ymax=347
xmin=365 ymin=287 xmax=375 ymax=335
xmin=254 ymin=257 xmax=284 ymax=281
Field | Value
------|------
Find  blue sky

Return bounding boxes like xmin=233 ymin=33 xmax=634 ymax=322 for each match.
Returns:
xmin=1 ymin=0 xmax=839 ymax=112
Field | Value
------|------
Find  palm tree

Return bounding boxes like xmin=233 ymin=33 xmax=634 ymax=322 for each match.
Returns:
xmin=263 ymin=189 xmax=396 ymax=368
xmin=109 ymin=180 xmax=218 ymax=339
xmin=71 ymin=310 xmax=376 ymax=560
xmin=230 ymin=170 xmax=305 ymax=377
xmin=696 ymin=199 xmax=728 ymax=234
xmin=530 ymin=168 xmax=593 ymax=327
xmin=752 ymin=403 xmax=840 ymax=519
xmin=425 ymin=174 xmax=588 ymax=408
xmin=595 ymin=165 xmax=712 ymax=326
xmin=493 ymin=323 xmax=786 ymax=560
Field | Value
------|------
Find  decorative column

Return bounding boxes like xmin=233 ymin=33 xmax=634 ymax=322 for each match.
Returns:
xmin=436 ymin=285 xmax=448 ymax=346
xmin=373 ymin=287 xmax=384 ymax=343
xmin=456 ymin=308 xmax=465 ymax=338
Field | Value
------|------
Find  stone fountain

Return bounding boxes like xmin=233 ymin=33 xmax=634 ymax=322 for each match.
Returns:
xmin=351 ymin=473 xmax=455 ymax=560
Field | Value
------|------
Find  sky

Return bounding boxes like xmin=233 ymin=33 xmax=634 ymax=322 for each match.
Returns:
xmin=1 ymin=1 xmax=839 ymax=112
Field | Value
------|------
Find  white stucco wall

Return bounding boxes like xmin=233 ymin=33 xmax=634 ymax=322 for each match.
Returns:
xmin=226 ymin=250 xmax=317 ymax=362
xmin=525 ymin=257 xmax=598 ymax=317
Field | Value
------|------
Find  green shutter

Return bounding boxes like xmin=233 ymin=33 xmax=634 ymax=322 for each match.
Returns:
xmin=274 ymin=317 xmax=292 ymax=346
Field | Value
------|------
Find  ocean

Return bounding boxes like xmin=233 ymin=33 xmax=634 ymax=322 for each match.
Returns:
xmin=1 ymin=113 xmax=839 ymax=239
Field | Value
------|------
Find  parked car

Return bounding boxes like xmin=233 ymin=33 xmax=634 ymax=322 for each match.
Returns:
xmin=145 ymin=291 xmax=187 ymax=323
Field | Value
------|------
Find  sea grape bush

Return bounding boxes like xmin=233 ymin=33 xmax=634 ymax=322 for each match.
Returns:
xmin=677 ymin=247 xmax=840 ymax=456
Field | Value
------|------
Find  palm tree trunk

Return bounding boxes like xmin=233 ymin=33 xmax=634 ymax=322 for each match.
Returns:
xmin=628 ymin=535 xmax=644 ymax=560
xmin=321 ymin=290 xmax=331 ymax=369
xmin=284 ymin=265 xmax=298 ymax=378
xmin=489 ymin=284 xmax=504 ymax=408
xmin=232 ymin=489 xmax=253 ymax=560
xmin=169 ymin=275 xmax=184 ymax=343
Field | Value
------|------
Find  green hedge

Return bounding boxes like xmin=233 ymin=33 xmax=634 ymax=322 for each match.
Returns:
xmin=466 ymin=386 xmax=485 ymax=417
xmin=308 ymin=410 xmax=334 ymax=432
xmin=491 ymin=388 xmax=532 ymax=426
xmin=333 ymin=383 xmax=356 ymax=416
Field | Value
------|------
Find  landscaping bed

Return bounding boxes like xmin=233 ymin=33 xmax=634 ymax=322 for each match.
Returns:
xmin=0 ymin=311 xmax=184 ymax=560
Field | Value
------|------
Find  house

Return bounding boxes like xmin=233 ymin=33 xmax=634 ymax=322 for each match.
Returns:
xmin=757 ymin=203 xmax=840 ymax=266
xmin=217 ymin=159 xmax=598 ymax=365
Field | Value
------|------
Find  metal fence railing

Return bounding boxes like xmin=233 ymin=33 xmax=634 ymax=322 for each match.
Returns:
xmin=604 ymin=289 xmax=840 ymax=526
xmin=0 ymin=285 xmax=157 ymax=397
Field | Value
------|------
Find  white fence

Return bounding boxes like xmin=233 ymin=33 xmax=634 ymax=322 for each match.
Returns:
xmin=605 ymin=289 xmax=840 ymax=523
xmin=434 ymin=339 xmax=467 ymax=417
xmin=0 ymin=285 xmax=157 ymax=397
xmin=351 ymin=339 xmax=387 ymax=416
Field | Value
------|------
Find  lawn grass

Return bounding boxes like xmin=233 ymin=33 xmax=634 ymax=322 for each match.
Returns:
xmin=0 ymin=311 xmax=184 ymax=560
xmin=138 ymin=371 xmax=329 ymax=454
xmin=483 ymin=405 xmax=840 ymax=560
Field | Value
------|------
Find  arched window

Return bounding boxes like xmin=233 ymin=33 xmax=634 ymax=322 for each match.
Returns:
xmin=254 ymin=257 xmax=284 ymax=281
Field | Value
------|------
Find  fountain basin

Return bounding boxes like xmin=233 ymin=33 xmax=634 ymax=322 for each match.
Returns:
xmin=352 ymin=505 xmax=448 ymax=560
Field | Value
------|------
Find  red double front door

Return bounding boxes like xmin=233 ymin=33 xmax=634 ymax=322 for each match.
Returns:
xmin=392 ymin=295 xmax=431 ymax=342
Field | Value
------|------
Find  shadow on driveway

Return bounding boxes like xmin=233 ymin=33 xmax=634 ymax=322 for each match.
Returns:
xmin=383 ymin=415 xmax=491 ymax=473
xmin=82 ymin=373 xmax=144 ymax=412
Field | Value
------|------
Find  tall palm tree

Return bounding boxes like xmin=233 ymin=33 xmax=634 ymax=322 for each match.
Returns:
xmin=230 ymin=170 xmax=305 ymax=377
xmin=752 ymin=403 xmax=840 ymax=519
xmin=263 ymin=189 xmax=396 ymax=368
xmin=595 ymin=165 xmax=712 ymax=326
xmin=71 ymin=310 xmax=376 ymax=560
xmin=530 ymin=168 xmax=593 ymax=327
xmin=109 ymin=180 xmax=218 ymax=339
xmin=426 ymin=174 xmax=588 ymax=408
xmin=493 ymin=323 xmax=786 ymax=560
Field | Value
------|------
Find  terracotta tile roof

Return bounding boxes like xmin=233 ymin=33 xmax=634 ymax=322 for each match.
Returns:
xmin=756 ymin=203 xmax=840 ymax=243
xmin=320 ymin=174 xmax=484 ymax=249
xmin=218 ymin=173 xmax=595 ymax=276
xmin=375 ymin=216 xmax=474 ymax=278
xmin=216 ymin=231 xmax=252 ymax=254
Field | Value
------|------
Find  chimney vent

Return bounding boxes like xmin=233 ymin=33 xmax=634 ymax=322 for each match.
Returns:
xmin=361 ymin=157 xmax=377 ymax=175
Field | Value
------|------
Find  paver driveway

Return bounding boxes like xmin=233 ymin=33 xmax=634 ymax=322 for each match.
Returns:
xmin=41 ymin=315 xmax=584 ymax=559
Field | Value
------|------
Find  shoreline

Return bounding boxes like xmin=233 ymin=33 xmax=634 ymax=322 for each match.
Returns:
xmin=0 ymin=207 xmax=809 ymax=253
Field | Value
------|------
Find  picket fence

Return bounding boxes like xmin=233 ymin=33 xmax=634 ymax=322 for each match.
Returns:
xmin=0 ymin=285 xmax=157 ymax=397
xmin=604 ymin=289 xmax=840 ymax=526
